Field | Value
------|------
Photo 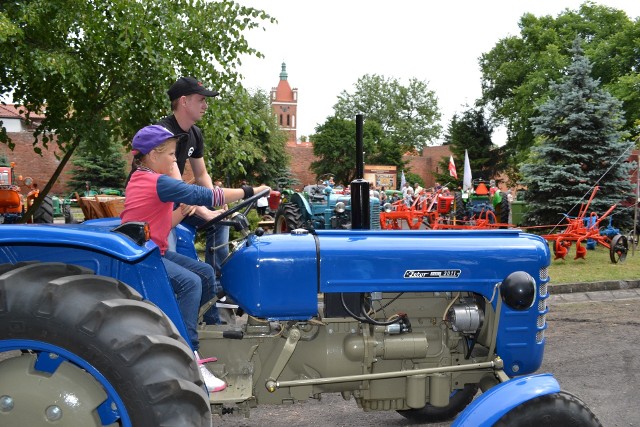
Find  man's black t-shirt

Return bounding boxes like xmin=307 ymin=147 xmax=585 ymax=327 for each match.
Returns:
xmin=157 ymin=115 xmax=205 ymax=175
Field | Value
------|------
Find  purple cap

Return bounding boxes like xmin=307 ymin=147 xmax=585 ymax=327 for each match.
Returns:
xmin=132 ymin=125 xmax=185 ymax=155
xmin=167 ymin=77 xmax=219 ymax=101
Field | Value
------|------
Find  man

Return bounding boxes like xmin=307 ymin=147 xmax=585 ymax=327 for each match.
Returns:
xmin=157 ymin=77 xmax=228 ymax=324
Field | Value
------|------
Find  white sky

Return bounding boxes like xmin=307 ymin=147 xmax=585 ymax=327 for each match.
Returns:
xmin=236 ymin=0 xmax=640 ymax=144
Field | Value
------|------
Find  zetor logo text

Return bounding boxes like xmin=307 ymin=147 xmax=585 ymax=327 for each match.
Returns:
xmin=404 ymin=269 xmax=461 ymax=279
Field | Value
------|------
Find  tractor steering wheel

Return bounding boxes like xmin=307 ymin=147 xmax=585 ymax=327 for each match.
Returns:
xmin=197 ymin=188 xmax=270 ymax=232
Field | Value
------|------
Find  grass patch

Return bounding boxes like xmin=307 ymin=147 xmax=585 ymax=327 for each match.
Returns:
xmin=547 ymin=241 xmax=640 ymax=284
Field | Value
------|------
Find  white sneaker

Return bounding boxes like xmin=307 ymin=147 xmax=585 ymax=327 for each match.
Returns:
xmin=195 ymin=351 xmax=227 ymax=392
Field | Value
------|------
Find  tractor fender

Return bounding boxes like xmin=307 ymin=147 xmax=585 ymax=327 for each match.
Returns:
xmin=452 ymin=373 xmax=560 ymax=427
xmin=290 ymin=192 xmax=313 ymax=219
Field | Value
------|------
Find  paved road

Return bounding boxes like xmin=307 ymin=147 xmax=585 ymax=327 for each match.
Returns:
xmin=216 ymin=290 xmax=640 ymax=426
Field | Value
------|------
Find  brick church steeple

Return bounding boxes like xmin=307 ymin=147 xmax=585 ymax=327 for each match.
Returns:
xmin=270 ymin=62 xmax=298 ymax=145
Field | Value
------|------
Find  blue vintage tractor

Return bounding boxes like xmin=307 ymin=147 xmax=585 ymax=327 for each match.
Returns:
xmin=0 ymin=192 xmax=603 ymax=427
xmin=0 ymin=115 xmax=601 ymax=426
xmin=274 ymin=177 xmax=381 ymax=233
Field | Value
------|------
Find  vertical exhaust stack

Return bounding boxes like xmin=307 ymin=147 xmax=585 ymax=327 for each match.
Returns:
xmin=350 ymin=114 xmax=370 ymax=229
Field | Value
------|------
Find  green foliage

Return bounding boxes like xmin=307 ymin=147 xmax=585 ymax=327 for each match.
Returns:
xmin=0 ymin=0 xmax=273 ymax=155
xmin=433 ymin=107 xmax=503 ymax=187
xmin=333 ymin=74 xmax=441 ymax=152
xmin=520 ymin=39 xmax=635 ymax=229
xmin=67 ymin=139 xmax=127 ymax=194
xmin=310 ymin=116 xmax=393 ymax=186
xmin=480 ymin=3 xmax=640 ymax=165
xmin=200 ymin=88 xmax=289 ymax=186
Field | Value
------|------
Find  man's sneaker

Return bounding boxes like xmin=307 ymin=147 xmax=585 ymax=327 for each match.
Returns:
xmin=195 ymin=351 xmax=226 ymax=392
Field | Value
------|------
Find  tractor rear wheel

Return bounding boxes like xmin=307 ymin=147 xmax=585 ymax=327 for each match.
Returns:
xmin=493 ymin=391 xmax=602 ymax=426
xmin=32 ymin=195 xmax=54 ymax=223
xmin=454 ymin=192 xmax=466 ymax=222
xmin=496 ymin=196 xmax=510 ymax=225
xmin=274 ymin=202 xmax=303 ymax=233
xmin=0 ymin=262 xmax=211 ymax=427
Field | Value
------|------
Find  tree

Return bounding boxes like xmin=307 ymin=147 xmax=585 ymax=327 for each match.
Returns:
xmin=433 ymin=107 xmax=503 ymax=188
xmin=310 ymin=116 xmax=391 ymax=186
xmin=201 ymin=88 xmax=289 ymax=186
xmin=480 ymin=3 xmax=640 ymax=165
xmin=520 ymin=39 xmax=635 ymax=229
xmin=333 ymin=74 xmax=441 ymax=152
xmin=67 ymin=140 xmax=127 ymax=194
xmin=0 ymin=0 xmax=274 ymax=217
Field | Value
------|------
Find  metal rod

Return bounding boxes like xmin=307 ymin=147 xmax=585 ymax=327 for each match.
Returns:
xmin=273 ymin=359 xmax=501 ymax=389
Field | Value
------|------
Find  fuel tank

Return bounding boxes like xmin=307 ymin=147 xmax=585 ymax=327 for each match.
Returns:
xmin=221 ymin=228 xmax=550 ymax=320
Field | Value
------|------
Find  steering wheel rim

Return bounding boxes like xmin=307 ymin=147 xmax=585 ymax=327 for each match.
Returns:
xmin=197 ymin=188 xmax=270 ymax=231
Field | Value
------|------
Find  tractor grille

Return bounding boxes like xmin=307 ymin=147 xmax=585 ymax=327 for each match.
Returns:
xmin=536 ymin=267 xmax=549 ymax=343
xmin=370 ymin=199 xmax=381 ymax=229
xmin=539 ymin=267 xmax=549 ymax=280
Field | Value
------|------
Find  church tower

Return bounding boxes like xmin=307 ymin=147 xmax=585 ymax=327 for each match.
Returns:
xmin=270 ymin=62 xmax=298 ymax=145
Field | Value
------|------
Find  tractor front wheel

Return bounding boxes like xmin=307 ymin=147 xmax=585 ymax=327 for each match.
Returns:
xmin=493 ymin=391 xmax=602 ymax=426
xmin=0 ymin=262 xmax=211 ymax=427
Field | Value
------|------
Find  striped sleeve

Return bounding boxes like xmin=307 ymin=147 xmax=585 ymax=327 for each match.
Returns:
xmin=156 ymin=175 xmax=225 ymax=207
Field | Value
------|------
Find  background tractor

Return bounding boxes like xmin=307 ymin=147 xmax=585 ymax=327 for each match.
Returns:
xmin=274 ymin=174 xmax=381 ymax=233
xmin=454 ymin=178 xmax=510 ymax=225
xmin=0 ymin=162 xmax=53 ymax=224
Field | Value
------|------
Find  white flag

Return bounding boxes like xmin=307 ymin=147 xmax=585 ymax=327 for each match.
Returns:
xmin=448 ymin=155 xmax=457 ymax=179
xmin=400 ymin=170 xmax=406 ymax=190
xmin=463 ymin=150 xmax=472 ymax=191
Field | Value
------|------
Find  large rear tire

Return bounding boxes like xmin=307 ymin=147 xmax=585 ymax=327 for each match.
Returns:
xmin=494 ymin=391 xmax=602 ymax=427
xmin=274 ymin=202 xmax=304 ymax=233
xmin=32 ymin=195 xmax=54 ymax=223
xmin=453 ymin=192 xmax=466 ymax=222
xmin=0 ymin=262 xmax=211 ymax=427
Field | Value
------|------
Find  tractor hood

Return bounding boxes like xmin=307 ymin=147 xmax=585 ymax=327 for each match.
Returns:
xmin=221 ymin=229 xmax=550 ymax=320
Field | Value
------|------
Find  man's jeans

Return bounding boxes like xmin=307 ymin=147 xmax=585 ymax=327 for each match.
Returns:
xmin=203 ymin=224 xmax=229 ymax=323
xmin=162 ymin=250 xmax=215 ymax=351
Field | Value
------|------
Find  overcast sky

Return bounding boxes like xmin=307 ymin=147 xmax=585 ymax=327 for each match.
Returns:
xmin=236 ymin=0 xmax=640 ymax=144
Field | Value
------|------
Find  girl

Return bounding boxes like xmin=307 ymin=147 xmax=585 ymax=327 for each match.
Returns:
xmin=121 ymin=124 xmax=269 ymax=393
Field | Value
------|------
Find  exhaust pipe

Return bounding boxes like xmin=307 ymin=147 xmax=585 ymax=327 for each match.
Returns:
xmin=350 ymin=114 xmax=370 ymax=229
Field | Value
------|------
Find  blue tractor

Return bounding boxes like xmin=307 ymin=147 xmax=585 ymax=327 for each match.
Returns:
xmin=273 ymin=175 xmax=381 ymax=233
xmin=0 ymin=116 xmax=601 ymax=426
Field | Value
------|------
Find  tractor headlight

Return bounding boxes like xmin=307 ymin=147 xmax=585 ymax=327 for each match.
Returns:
xmin=335 ymin=201 xmax=346 ymax=213
xmin=500 ymin=271 xmax=537 ymax=310
xmin=383 ymin=202 xmax=393 ymax=213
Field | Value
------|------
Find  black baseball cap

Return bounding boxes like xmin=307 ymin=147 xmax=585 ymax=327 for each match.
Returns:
xmin=167 ymin=77 xmax=219 ymax=101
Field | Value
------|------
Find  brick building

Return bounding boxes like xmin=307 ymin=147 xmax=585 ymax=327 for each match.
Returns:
xmin=0 ymin=104 xmax=71 ymax=195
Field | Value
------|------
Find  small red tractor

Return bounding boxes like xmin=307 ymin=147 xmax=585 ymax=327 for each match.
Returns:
xmin=0 ymin=162 xmax=53 ymax=224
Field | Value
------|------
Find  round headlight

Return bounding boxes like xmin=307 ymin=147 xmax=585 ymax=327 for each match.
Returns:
xmin=335 ymin=201 xmax=346 ymax=213
xmin=500 ymin=271 xmax=536 ymax=310
xmin=383 ymin=202 xmax=393 ymax=213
